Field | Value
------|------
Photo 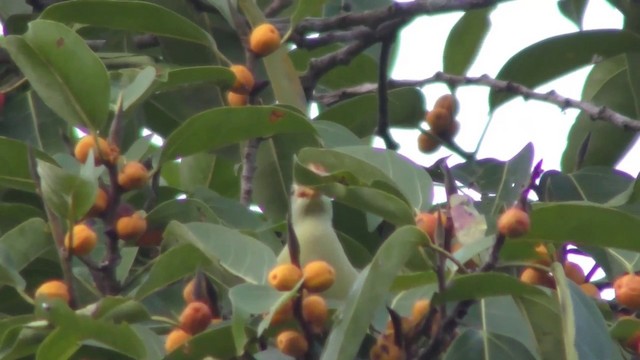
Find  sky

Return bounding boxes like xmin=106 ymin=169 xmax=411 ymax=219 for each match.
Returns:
xmin=386 ymin=0 xmax=623 ymax=297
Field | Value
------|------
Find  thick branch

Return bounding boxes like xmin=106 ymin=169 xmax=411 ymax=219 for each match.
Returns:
xmin=240 ymin=138 xmax=262 ymax=206
xmin=315 ymin=72 xmax=640 ymax=131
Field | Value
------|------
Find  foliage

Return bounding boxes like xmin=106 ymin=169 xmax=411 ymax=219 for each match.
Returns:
xmin=0 ymin=0 xmax=638 ymax=359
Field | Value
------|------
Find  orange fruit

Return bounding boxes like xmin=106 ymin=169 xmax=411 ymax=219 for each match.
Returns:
xmin=116 ymin=213 xmax=147 ymax=241
xmin=302 ymin=261 xmax=336 ymax=293
xmin=64 ymin=223 xmax=97 ymax=256
xmin=425 ymin=108 xmax=453 ymax=135
xmin=164 ymin=328 xmax=191 ymax=353
xmin=580 ymin=283 xmax=600 ymax=299
xmin=227 ymin=91 xmax=248 ymax=106
xmin=35 ymin=280 xmax=70 ymax=303
xmin=615 ymin=274 xmax=640 ymax=309
xmin=276 ymin=330 xmax=308 ymax=357
xmin=497 ymin=207 xmax=530 ymax=238
xmin=520 ymin=267 xmax=555 ymax=289
xmin=179 ymin=301 xmax=213 ymax=335
xmin=302 ymin=295 xmax=328 ymax=332
xmin=268 ymin=264 xmax=303 ymax=291
xmin=117 ymin=161 xmax=149 ymax=190
xmin=229 ymin=65 xmax=255 ymax=94
xmin=249 ymin=23 xmax=281 ymax=57
xmin=417 ymin=133 xmax=440 ymax=153
xmin=564 ymin=261 xmax=586 ymax=284
xmin=433 ymin=94 xmax=459 ymax=116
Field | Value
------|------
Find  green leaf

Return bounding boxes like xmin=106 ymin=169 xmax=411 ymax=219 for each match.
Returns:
xmin=288 ymin=0 xmax=328 ymax=31
xmin=334 ymin=146 xmax=434 ymax=211
xmin=0 ymin=247 xmax=26 ymax=289
xmin=145 ymin=198 xmax=220 ymax=229
xmin=91 ymin=297 xmax=151 ymax=324
xmin=133 ymin=244 xmax=212 ymax=299
xmin=0 ymin=218 xmax=53 ymax=271
xmin=514 ymin=292 xmax=568 ymax=360
xmin=228 ymin=283 xmax=291 ymax=337
xmin=610 ymin=317 xmax=640 ymax=343
xmin=0 ymin=138 xmax=54 ymax=192
xmin=0 ymin=204 xmax=44 ymax=235
xmin=444 ymin=328 xmax=537 ymax=360
xmin=0 ymin=20 xmax=110 ymax=130
xmin=41 ymin=0 xmax=213 ymax=46
xmin=551 ymin=262 xmax=580 ymax=360
xmin=490 ymin=30 xmax=640 ymax=111
xmin=561 ymin=54 xmax=640 ymax=170
xmin=433 ymin=273 xmax=546 ymax=304
xmin=538 ymin=167 xmax=634 ymax=203
xmin=163 ymin=324 xmax=236 ymax=359
xmin=36 ymin=160 xmax=97 ymax=221
xmin=164 ymin=222 xmax=276 ymax=284
xmin=452 ymin=143 xmax=534 ymax=215
xmin=35 ymin=300 xmax=146 ymax=360
xmin=120 ymin=66 xmax=157 ymax=111
xmin=313 ymin=120 xmax=363 ymax=148
xmin=159 ymin=106 xmax=317 ymax=164
xmin=523 ymin=202 xmax=640 ymax=252
xmin=315 ymin=88 xmax=425 ymax=137
xmin=155 ymin=66 xmax=235 ymax=92
xmin=321 ymin=226 xmax=426 ymax=360
xmin=0 ymin=2 xmax=30 ymax=22
xmin=443 ymin=8 xmax=493 ymax=76
xmin=558 ymin=0 xmax=589 ymax=29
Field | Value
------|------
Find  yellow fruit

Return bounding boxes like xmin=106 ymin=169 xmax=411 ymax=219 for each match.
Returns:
xmin=520 ymin=267 xmax=555 ymax=289
xmin=276 ymin=330 xmax=308 ymax=357
xmin=64 ymin=223 xmax=97 ymax=256
xmin=497 ymin=207 xmax=530 ymax=238
xmin=179 ymin=301 xmax=213 ymax=335
xmin=415 ymin=212 xmax=438 ymax=242
xmin=183 ymin=279 xmax=195 ymax=304
xmin=87 ymin=188 xmax=108 ymax=217
xmin=411 ymin=299 xmax=430 ymax=320
xmin=425 ymin=108 xmax=453 ymax=135
xmin=74 ymin=135 xmax=112 ymax=165
xmin=302 ymin=295 xmax=328 ymax=332
xmin=434 ymin=94 xmax=459 ymax=116
xmin=580 ymin=283 xmax=600 ymax=299
xmin=229 ymin=65 xmax=255 ymax=94
xmin=116 ymin=213 xmax=147 ymax=241
xmin=302 ymin=261 xmax=336 ymax=293
xmin=564 ymin=261 xmax=586 ymax=284
xmin=615 ymin=274 xmax=640 ymax=309
xmin=385 ymin=316 xmax=413 ymax=336
xmin=269 ymin=299 xmax=294 ymax=326
xmin=117 ymin=161 xmax=149 ymax=190
xmin=533 ymin=244 xmax=551 ymax=265
xmin=417 ymin=132 xmax=440 ymax=153
xmin=227 ymin=91 xmax=248 ymax=107
xmin=268 ymin=264 xmax=303 ymax=291
xmin=164 ymin=328 xmax=191 ymax=353
xmin=35 ymin=280 xmax=70 ymax=303
xmin=249 ymin=23 xmax=281 ymax=57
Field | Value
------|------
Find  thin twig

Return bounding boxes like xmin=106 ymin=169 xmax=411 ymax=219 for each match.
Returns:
xmin=240 ymin=138 xmax=262 ymax=206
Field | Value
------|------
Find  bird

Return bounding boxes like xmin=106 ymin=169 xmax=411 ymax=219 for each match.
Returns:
xmin=277 ymin=184 xmax=359 ymax=301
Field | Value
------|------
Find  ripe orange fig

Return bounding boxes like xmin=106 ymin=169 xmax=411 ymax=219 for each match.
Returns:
xmin=580 ymin=283 xmax=600 ymax=299
xmin=434 ymin=94 xmax=459 ymax=116
xmin=229 ymin=65 xmax=255 ymax=94
xmin=116 ymin=212 xmax=148 ymax=241
xmin=164 ymin=328 xmax=191 ymax=353
xmin=533 ymin=244 xmax=552 ymax=265
xmin=615 ymin=274 xmax=640 ymax=309
xmin=227 ymin=91 xmax=248 ymax=107
xmin=183 ymin=279 xmax=196 ymax=304
xmin=87 ymin=188 xmax=108 ymax=217
xmin=425 ymin=108 xmax=453 ymax=135
xmin=497 ymin=206 xmax=530 ymax=238
xmin=276 ymin=330 xmax=308 ymax=357
xmin=302 ymin=295 xmax=328 ymax=332
xmin=35 ymin=280 xmax=70 ymax=303
xmin=179 ymin=301 xmax=213 ymax=335
xmin=269 ymin=299 xmax=294 ymax=326
xmin=411 ymin=299 xmax=431 ymax=320
xmin=64 ymin=223 xmax=98 ymax=256
xmin=117 ymin=161 xmax=149 ymax=190
xmin=417 ymin=132 xmax=440 ymax=153
xmin=74 ymin=135 xmax=113 ymax=165
xmin=302 ymin=260 xmax=336 ymax=293
xmin=564 ymin=261 xmax=586 ymax=284
xmin=520 ymin=267 xmax=555 ymax=289
xmin=268 ymin=263 xmax=303 ymax=291
xmin=415 ymin=212 xmax=438 ymax=242
xmin=249 ymin=23 xmax=281 ymax=57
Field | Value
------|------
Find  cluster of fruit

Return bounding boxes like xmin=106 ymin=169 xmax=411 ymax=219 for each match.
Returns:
xmin=34 ymin=134 xmax=151 ymax=303
xmin=266 ymin=260 xmax=336 ymax=357
xmin=164 ymin=278 xmax=222 ymax=353
xmin=226 ymin=23 xmax=281 ymax=107
xmin=418 ymin=94 xmax=460 ymax=154
xmin=370 ymin=299 xmax=434 ymax=360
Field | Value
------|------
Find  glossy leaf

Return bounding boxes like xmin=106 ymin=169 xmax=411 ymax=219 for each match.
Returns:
xmin=289 ymin=0 xmax=327 ymax=31
xmin=159 ymin=106 xmax=317 ymax=164
xmin=444 ymin=328 xmax=537 ymax=360
xmin=321 ymin=226 xmax=426 ymax=360
xmin=452 ymin=143 xmax=534 ymax=215
xmin=315 ymin=88 xmax=425 ymax=137
xmin=558 ymin=0 xmax=588 ymax=29
xmin=561 ymin=54 xmax=640 ymax=170
xmin=490 ymin=30 xmax=640 ymax=111
xmin=41 ymin=0 xmax=213 ymax=46
xmin=313 ymin=120 xmax=363 ymax=148
xmin=443 ymin=7 xmax=493 ymax=76
xmin=145 ymin=198 xmax=220 ymax=229
xmin=538 ymin=167 xmax=634 ymax=203
xmin=433 ymin=273 xmax=546 ymax=304
xmin=0 ymin=218 xmax=52 ymax=272
xmin=133 ymin=244 xmax=212 ymax=299
xmin=163 ymin=324 xmax=236 ymax=359
xmin=155 ymin=66 xmax=235 ymax=92
xmin=120 ymin=66 xmax=157 ymax=111
xmin=0 ymin=20 xmax=110 ymax=130
xmin=513 ymin=292 xmax=568 ymax=360
xmin=523 ymin=202 xmax=640 ymax=252
xmin=0 ymin=138 xmax=54 ymax=192
xmin=36 ymin=160 xmax=97 ymax=221
xmin=164 ymin=221 xmax=276 ymax=284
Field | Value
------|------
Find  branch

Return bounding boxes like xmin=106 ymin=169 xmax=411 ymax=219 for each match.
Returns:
xmin=264 ymin=0 xmax=293 ymax=17
xmin=315 ymin=72 xmax=640 ymax=132
xmin=240 ymin=138 xmax=262 ymax=206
